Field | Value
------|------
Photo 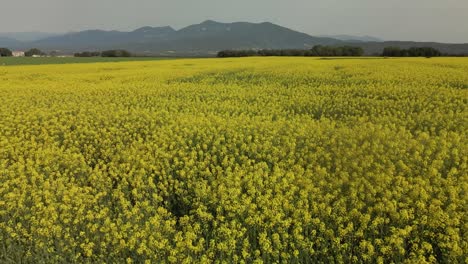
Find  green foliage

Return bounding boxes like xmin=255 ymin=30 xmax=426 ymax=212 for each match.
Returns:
xmin=0 ymin=47 xmax=13 ymax=57
xmin=383 ymin=47 xmax=442 ymax=57
xmin=0 ymin=57 xmax=467 ymax=263
xmin=310 ymin=45 xmax=364 ymax=56
xmin=101 ymin=49 xmax=133 ymax=57
xmin=217 ymin=46 xmax=364 ymax=57
xmin=0 ymin=56 xmax=171 ymax=66
xmin=25 ymin=48 xmax=46 ymax=57
xmin=74 ymin=51 xmax=101 ymax=57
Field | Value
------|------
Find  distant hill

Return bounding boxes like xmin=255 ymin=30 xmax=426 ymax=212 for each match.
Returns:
xmin=0 ymin=21 xmax=342 ymax=55
xmin=130 ymin=20 xmax=342 ymax=55
xmin=0 ymin=37 xmax=21 ymax=48
xmin=1 ymin=20 xmax=467 ymax=56
xmin=35 ymin=26 xmax=176 ymax=48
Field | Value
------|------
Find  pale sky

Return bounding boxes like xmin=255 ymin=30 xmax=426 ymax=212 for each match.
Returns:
xmin=1 ymin=0 xmax=468 ymax=43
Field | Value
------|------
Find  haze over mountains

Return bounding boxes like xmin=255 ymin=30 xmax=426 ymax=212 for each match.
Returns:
xmin=1 ymin=20 xmax=467 ymax=56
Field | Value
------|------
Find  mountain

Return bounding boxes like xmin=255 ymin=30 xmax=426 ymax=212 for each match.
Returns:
xmin=129 ymin=20 xmax=342 ymax=55
xmin=175 ymin=20 xmax=336 ymax=46
xmin=0 ymin=21 xmax=343 ymax=55
xmin=129 ymin=26 xmax=175 ymax=40
xmin=0 ymin=37 xmax=21 ymax=48
xmin=319 ymin=34 xmax=383 ymax=42
xmin=1 ymin=20 xmax=467 ymax=56
xmin=31 ymin=26 xmax=177 ymax=51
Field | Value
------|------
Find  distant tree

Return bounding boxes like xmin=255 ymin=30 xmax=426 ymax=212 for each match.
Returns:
xmin=101 ymin=50 xmax=132 ymax=57
xmin=74 ymin=51 xmax=101 ymax=57
xmin=218 ymin=46 xmax=364 ymax=58
xmin=0 ymin=48 xmax=13 ymax=57
xmin=400 ymin=49 xmax=409 ymax=57
xmin=382 ymin=47 xmax=402 ymax=57
xmin=346 ymin=46 xmax=364 ymax=56
xmin=217 ymin=50 xmax=232 ymax=57
xmin=25 ymin=48 xmax=46 ymax=57
xmin=408 ymin=47 xmax=423 ymax=57
xmin=417 ymin=47 xmax=441 ymax=57
xmin=49 ymin=51 xmax=59 ymax=57
xmin=258 ymin=50 xmax=275 ymax=56
xmin=217 ymin=50 xmax=257 ymax=57
xmin=382 ymin=46 xmax=441 ymax=57
xmin=310 ymin=45 xmax=363 ymax=56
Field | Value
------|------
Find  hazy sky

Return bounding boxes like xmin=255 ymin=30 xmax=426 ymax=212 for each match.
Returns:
xmin=1 ymin=0 xmax=468 ymax=43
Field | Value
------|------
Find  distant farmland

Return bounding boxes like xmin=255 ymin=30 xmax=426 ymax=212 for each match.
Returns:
xmin=0 ymin=56 xmax=174 ymax=66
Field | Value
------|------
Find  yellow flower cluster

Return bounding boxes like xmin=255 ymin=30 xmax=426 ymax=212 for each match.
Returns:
xmin=0 ymin=57 xmax=467 ymax=263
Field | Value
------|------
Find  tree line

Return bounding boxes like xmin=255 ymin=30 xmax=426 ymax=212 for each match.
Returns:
xmin=382 ymin=47 xmax=442 ymax=57
xmin=218 ymin=45 xmax=364 ymax=57
xmin=0 ymin=48 xmax=46 ymax=57
xmin=0 ymin=48 xmax=133 ymax=58
xmin=217 ymin=46 xmax=454 ymax=58
xmin=74 ymin=50 xmax=133 ymax=57
xmin=1 ymin=46 xmax=465 ymax=58
xmin=0 ymin=48 xmax=12 ymax=57
xmin=25 ymin=48 xmax=47 ymax=57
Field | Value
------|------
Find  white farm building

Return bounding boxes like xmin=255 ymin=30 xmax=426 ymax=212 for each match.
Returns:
xmin=12 ymin=51 xmax=25 ymax=57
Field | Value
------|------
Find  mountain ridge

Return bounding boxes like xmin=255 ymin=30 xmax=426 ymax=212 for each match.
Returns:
xmin=1 ymin=20 xmax=467 ymax=56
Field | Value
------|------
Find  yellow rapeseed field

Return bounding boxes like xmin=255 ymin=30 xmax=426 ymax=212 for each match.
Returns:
xmin=0 ymin=57 xmax=467 ymax=263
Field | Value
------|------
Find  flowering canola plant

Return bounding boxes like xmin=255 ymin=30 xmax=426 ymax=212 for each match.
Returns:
xmin=0 ymin=57 xmax=467 ymax=263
